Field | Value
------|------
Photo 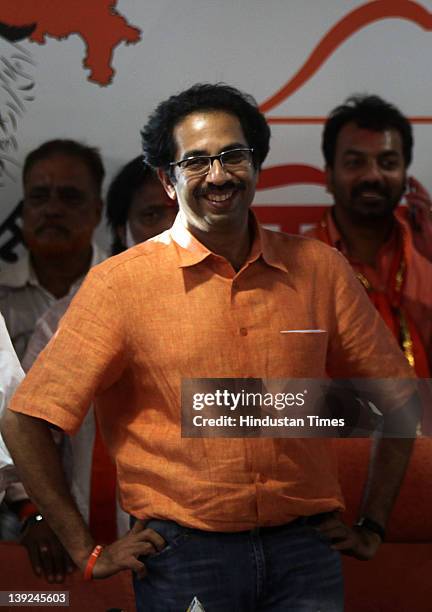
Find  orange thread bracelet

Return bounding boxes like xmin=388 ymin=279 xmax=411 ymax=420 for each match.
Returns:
xmin=83 ymin=544 xmax=104 ymax=581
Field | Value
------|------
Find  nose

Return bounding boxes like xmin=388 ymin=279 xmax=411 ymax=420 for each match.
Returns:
xmin=205 ymin=157 xmax=231 ymax=184
xmin=43 ymin=190 xmax=65 ymax=214
xmin=361 ymin=159 xmax=384 ymax=183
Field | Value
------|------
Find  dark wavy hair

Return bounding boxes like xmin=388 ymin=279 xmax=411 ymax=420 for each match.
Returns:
xmin=322 ymin=94 xmax=413 ymax=168
xmin=141 ymin=83 xmax=271 ymax=176
xmin=106 ymin=156 xmax=156 ymax=254
xmin=23 ymin=139 xmax=105 ymax=194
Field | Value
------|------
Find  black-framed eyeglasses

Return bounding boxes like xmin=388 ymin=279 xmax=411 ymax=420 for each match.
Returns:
xmin=169 ymin=147 xmax=254 ymax=177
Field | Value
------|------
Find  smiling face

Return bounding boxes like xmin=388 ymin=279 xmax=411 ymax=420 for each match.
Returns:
xmin=159 ymin=110 xmax=257 ymax=240
xmin=22 ymin=154 xmax=102 ymax=256
xmin=326 ymin=122 xmax=406 ymax=223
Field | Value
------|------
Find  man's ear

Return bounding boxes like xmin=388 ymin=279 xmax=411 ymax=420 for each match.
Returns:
xmin=158 ymin=169 xmax=177 ymax=201
xmin=324 ymin=165 xmax=333 ymax=195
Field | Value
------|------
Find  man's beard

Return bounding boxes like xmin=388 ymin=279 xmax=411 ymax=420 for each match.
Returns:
xmin=344 ymin=181 xmax=404 ymax=225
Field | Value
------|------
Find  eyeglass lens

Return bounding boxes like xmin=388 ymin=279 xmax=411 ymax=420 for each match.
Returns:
xmin=179 ymin=149 xmax=252 ymax=176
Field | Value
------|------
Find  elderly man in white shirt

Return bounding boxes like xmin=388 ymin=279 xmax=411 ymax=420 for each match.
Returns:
xmin=0 ymin=138 xmax=105 ymax=361
xmin=0 ymin=138 xmax=106 ymax=582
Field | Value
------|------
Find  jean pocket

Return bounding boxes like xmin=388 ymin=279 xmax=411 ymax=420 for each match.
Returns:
xmin=144 ymin=519 xmax=192 ymax=561
xmin=304 ymin=524 xmax=334 ymax=549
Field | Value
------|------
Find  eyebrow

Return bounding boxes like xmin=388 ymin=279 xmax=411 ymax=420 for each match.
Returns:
xmin=181 ymin=142 xmax=248 ymax=159
xmin=26 ymin=185 xmax=86 ymax=196
xmin=27 ymin=183 xmax=85 ymax=190
xmin=343 ymin=148 xmax=401 ymax=157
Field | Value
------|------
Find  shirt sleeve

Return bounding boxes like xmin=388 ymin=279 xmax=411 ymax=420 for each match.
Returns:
xmin=8 ymin=265 xmax=127 ymax=435
xmin=325 ymin=249 xmax=416 ymax=410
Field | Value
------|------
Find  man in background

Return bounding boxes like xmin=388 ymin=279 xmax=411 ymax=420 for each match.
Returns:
xmin=106 ymin=156 xmax=178 ymax=254
xmin=0 ymin=139 xmax=105 ymax=578
xmin=0 ymin=139 xmax=105 ymax=360
xmin=308 ymin=96 xmax=432 ymax=396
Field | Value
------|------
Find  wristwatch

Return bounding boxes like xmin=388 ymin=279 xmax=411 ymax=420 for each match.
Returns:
xmin=355 ymin=516 xmax=386 ymax=541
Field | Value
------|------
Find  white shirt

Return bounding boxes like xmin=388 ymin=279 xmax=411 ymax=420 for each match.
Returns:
xmin=0 ymin=314 xmax=24 ymax=503
xmin=0 ymin=244 xmax=106 ymax=360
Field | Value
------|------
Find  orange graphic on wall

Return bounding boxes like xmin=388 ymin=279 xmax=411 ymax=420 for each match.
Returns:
xmin=260 ymin=0 xmax=432 ymax=121
xmin=0 ymin=0 xmax=141 ymax=85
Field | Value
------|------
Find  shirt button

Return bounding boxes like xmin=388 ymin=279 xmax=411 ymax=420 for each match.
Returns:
xmin=239 ymin=327 xmax=248 ymax=336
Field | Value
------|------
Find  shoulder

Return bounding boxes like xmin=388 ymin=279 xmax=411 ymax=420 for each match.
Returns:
xmin=78 ymin=233 xmax=175 ymax=294
xmin=262 ymin=227 xmax=347 ymax=268
xmin=261 ymin=227 xmax=358 ymax=305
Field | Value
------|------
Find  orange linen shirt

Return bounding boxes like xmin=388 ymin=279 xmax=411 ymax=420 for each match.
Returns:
xmin=9 ymin=215 xmax=413 ymax=531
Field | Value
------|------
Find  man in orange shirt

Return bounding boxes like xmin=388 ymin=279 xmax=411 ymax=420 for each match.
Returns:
xmin=2 ymin=84 xmax=417 ymax=612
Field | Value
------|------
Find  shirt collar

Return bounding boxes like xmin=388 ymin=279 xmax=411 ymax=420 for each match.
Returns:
xmin=170 ymin=214 xmax=212 ymax=268
xmin=170 ymin=211 xmax=289 ymax=274
xmin=323 ymin=206 xmax=411 ymax=263
xmin=0 ymin=242 xmax=107 ymax=290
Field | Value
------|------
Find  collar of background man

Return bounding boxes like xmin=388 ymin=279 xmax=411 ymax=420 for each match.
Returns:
xmin=0 ymin=242 xmax=107 ymax=289
xmin=321 ymin=206 xmax=416 ymax=267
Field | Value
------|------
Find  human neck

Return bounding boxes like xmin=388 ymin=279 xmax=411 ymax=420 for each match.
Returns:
xmin=31 ymin=246 xmax=93 ymax=298
xmin=332 ymin=206 xmax=395 ymax=267
xmin=191 ymin=223 xmax=252 ymax=272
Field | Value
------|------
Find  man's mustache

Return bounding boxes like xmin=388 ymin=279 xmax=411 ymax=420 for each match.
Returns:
xmin=351 ymin=182 xmax=389 ymax=199
xmin=195 ymin=180 xmax=246 ymax=197
xmin=35 ymin=223 xmax=70 ymax=236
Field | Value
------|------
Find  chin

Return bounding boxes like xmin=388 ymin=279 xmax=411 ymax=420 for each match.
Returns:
xmin=350 ymin=204 xmax=397 ymax=223
xmin=26 ymin=242 xmax=76 ymax=256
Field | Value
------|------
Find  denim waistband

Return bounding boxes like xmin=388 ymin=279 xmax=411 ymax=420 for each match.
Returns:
xmin=252 ymin=511 xmax=336 ymax=534
xmin=132 ymin=511 xmax=336 ymax=536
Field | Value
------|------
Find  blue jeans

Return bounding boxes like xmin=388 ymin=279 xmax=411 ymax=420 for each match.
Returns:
xmin=132 ymin=517 xmax=344 ymax=612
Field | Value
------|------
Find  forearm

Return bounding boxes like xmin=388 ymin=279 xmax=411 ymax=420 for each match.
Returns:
xmin=1 ymin=410 xmax=94 ymax=569
xmin=360 ymin=437 xmax=414 ymax=527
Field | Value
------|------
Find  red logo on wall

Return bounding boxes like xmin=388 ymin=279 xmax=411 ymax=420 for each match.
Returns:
xmin=0 ymin=0 xmax=141 ymax=85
